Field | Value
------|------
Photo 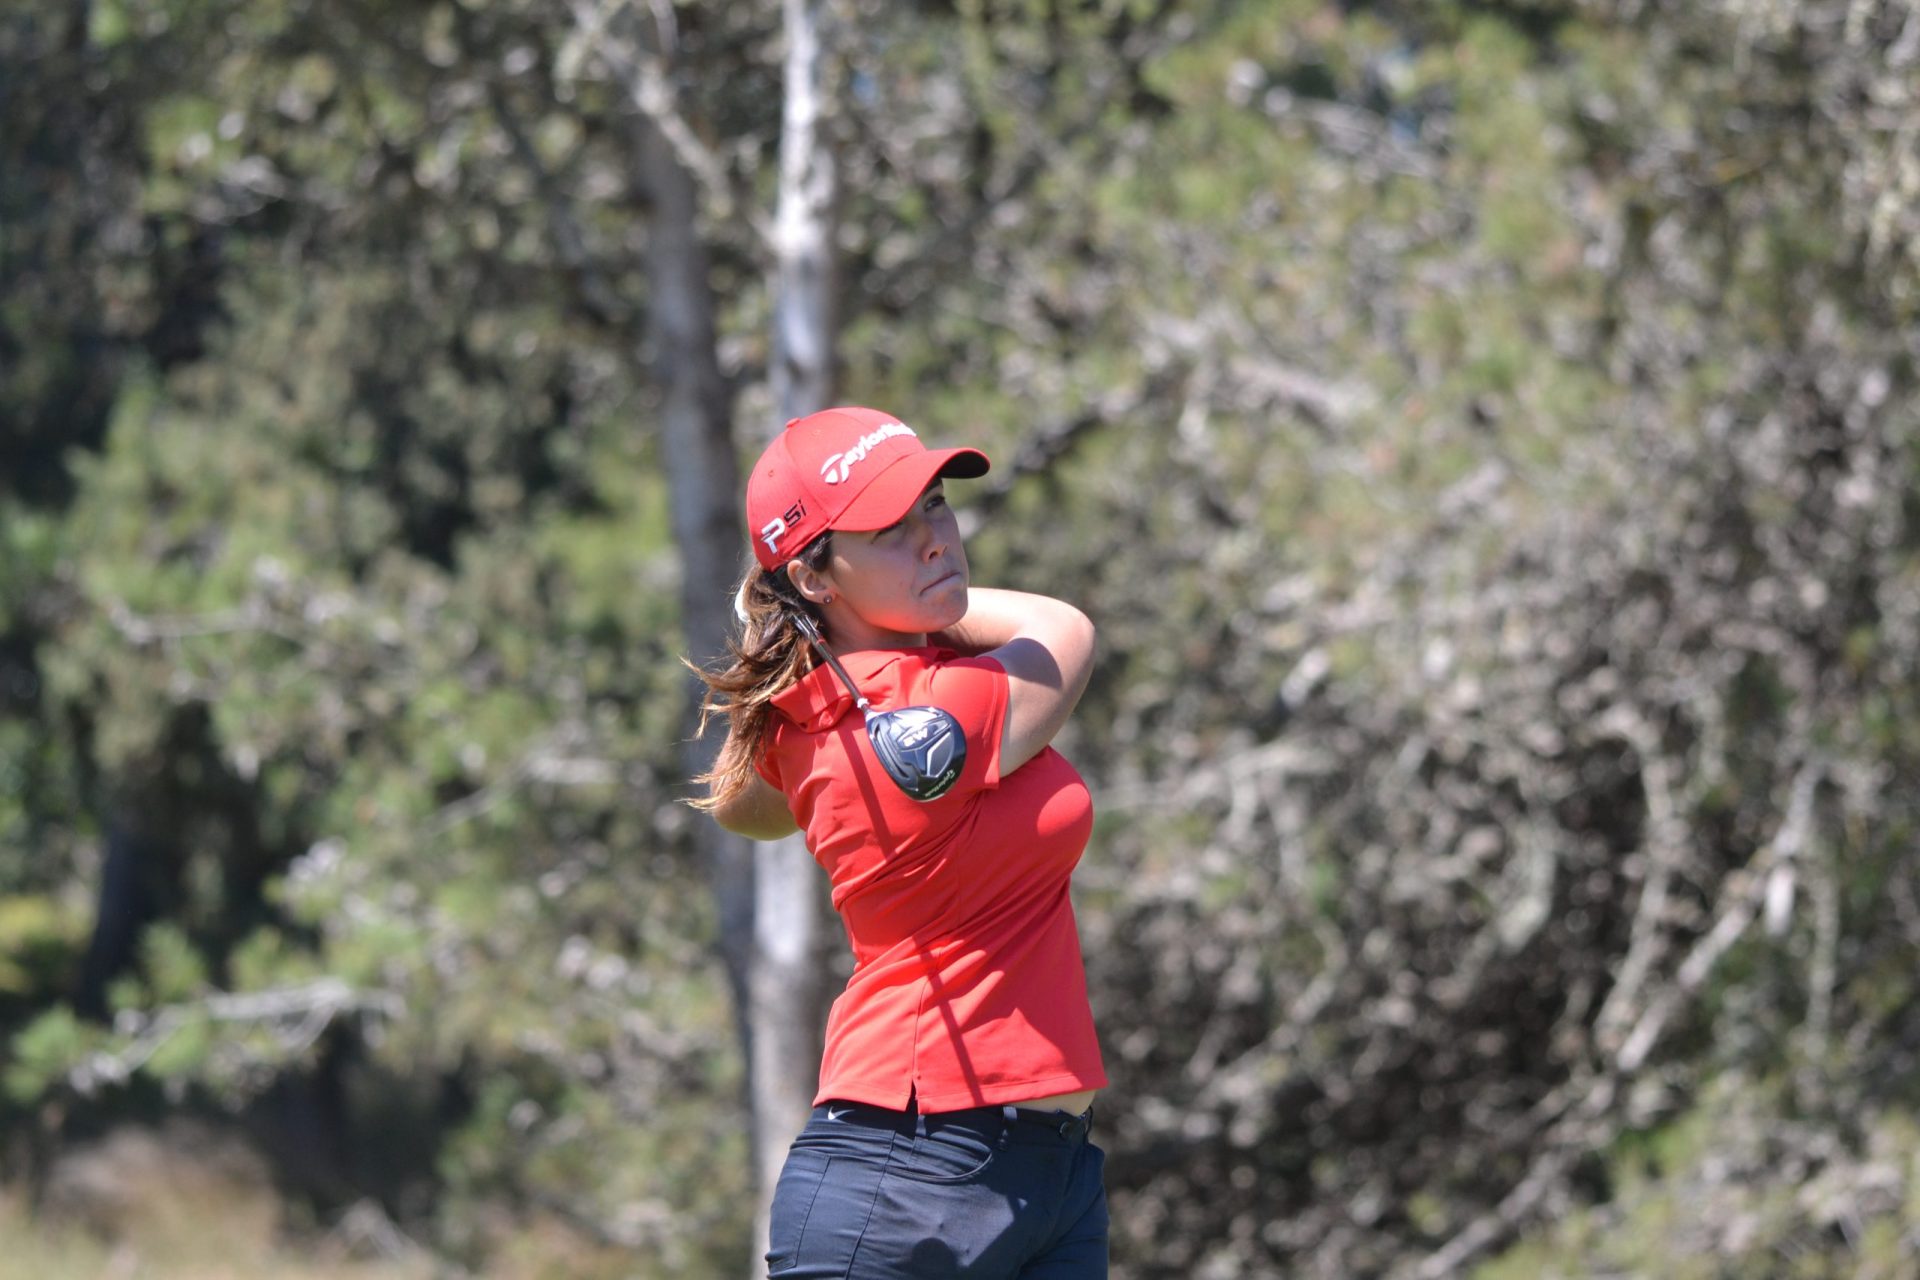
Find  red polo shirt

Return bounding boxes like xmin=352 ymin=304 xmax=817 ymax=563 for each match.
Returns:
xmin=755 ymin=646 xmax=1107 ymax=1113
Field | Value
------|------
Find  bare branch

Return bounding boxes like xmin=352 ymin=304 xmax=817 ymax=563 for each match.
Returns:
xmin=1194 ymin=919 xmax=1349 ymax=1110
xmin=426 ymin=740 xmax=631 ymax=839
xmin=1590 ymin=704 xmax=1689 ymax=1055
xmin=1403 ymin=1145 xmax=1577 ymax=1280
xmin=73 ymin=980 xmax=403 ymax=1095
xmin=480 ymin=75 xmax=631 ymax=330
xmin=1804 ymin=848 xmax=1840 ymax=1063
xmin=962 ymin=365 xmax=1189 ymax=528
xmin=1143 ymin=309 xmax=1379 ymax=433
xmin=565 ymin=0 xmax=766 ymax=241
xmin=325 ymin=1201 xmax=467 ymax=1277
xmin=1616 ymin=761 xmax=1823 ymax=1074
xmin=106 ymin=598 xmax=295 ymax=647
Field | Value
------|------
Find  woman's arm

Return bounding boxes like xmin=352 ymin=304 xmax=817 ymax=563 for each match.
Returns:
xmin=934 ymin=587 xmax=1095 ymax=775
xmin=711 ymin=771 xmax=801 ymax=840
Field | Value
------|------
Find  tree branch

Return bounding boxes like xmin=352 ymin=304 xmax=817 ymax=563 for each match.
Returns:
xmin=72 ymin=980 xmax=403 ymax=1095
xmin=564 ymin=0 xmax=767 ymax=243
xmin=479 ymin=70 xmax=631 ymax=330
xmin=962 ymin=365 xmax=1188 ymax=528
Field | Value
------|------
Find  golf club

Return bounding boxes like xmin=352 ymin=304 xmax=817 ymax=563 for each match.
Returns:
xmin=791 ymin=612 xmax=967 ymax=801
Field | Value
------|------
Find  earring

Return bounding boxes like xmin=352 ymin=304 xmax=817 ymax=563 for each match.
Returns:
xmin=822 ymin=594 xmax=834 ymax=605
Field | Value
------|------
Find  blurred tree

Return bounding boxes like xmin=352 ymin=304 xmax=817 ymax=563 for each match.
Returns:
xmin=748 ymin=0 xmax=839 ymax=1259
xmin=5 ymin=0 xmax=752 ymax=1269
xmin=4 ymin=1 xmax=1919 ymax=1277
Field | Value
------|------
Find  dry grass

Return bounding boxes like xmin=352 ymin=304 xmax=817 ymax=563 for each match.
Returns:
xmin=1 ymin=1121 xmax=429 ymax=1280
xmin=0 ymin=1192 xmax=432 ymax=1280
xmin=3 ymin=1120 xmax=658 ymax=1280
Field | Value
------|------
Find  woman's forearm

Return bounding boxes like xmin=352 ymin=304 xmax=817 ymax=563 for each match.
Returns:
xmin=940 ymin=587 xmax=1096 ymax=772
xmin=933 ymin=587 xmax=1080 ymax=654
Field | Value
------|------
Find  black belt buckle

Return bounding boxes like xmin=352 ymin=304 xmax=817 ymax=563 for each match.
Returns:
xmin=1009 ymin=1104 xmax=1091 ymax=1141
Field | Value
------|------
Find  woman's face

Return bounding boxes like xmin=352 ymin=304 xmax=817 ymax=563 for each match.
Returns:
xmin=799 ymin=481 xmax=969 ymax=650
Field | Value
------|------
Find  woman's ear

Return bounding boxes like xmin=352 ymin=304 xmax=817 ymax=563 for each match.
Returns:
xmin=786 ymin=559 xmax=834 ymax=607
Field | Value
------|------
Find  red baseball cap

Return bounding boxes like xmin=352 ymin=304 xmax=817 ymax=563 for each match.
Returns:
xmin=745 ymin=407 xmax=990 ymax=569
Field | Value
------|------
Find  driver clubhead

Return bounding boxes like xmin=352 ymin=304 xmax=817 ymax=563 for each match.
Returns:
xmin=865 ymin=705 xmax=967 ymax=801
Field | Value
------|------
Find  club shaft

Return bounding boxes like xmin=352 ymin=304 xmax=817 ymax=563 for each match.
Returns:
xmin=792 ymin=614 xmax=873 ymax=716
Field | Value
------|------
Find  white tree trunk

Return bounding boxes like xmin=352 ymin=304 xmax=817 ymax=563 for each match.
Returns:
xmin=630 ymin=103 xmax=766 ymax=1246
xmin=541 ymin=3 xmax=839 ymax=1267
xmin=772 ymin=0 xmax=839 ymax=413
xmin=747 ymin=0 xmax=842 ymax=1270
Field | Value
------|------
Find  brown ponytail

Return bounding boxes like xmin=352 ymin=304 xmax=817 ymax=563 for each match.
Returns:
xmin=687 ymin=533 xmax=834 ymax=812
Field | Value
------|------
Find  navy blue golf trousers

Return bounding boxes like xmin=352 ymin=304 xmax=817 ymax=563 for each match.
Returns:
xmin=765 ymin=1098 xmax=1109 ymax=1278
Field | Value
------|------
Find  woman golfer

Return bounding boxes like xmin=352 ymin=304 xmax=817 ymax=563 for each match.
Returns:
xmin=694 ymin=405 xmax=1109 ymax=1277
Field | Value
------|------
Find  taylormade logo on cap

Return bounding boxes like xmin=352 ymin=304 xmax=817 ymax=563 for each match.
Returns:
xmin=819 ymin=421 xmax=917 ymax=485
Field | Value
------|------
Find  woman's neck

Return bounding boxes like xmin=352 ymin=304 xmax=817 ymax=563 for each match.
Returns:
xmin=820 ymin=619 xmax=928 ymax=653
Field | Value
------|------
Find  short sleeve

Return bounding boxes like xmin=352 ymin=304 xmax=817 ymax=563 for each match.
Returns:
xmin=751 ymin=727 xmax=783 ymax=790
xmin=922 ymin=654 xmax=1010 ymax=790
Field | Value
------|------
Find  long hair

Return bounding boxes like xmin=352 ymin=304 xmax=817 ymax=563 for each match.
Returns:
xmin=687 ymin=532 xmax=834 ymax=812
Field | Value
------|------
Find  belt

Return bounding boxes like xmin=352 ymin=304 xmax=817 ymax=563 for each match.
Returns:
xmin=816 ymin=1098 xmax=1093 ymax=1142
xmin=1013 ymin=1104 xmax=1094 ymax=1141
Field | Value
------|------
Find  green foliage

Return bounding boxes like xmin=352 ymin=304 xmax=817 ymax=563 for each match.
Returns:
xmin=143 ymin=1013 xmax=213 ymax=1080
xmin=1480 ymin=1080 xmax=1920 ymax=1279
xmin=5 ymin=1007 xmax=101 ymax=1103
xmin=138 ymin=924 xmax=209 ymax=1003
xmin=0 ymin=896 xmax=87 ymax=997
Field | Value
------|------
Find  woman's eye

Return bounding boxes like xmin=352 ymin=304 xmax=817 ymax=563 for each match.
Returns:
xmin=874 ymin=492 xmax=943 ymax=539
